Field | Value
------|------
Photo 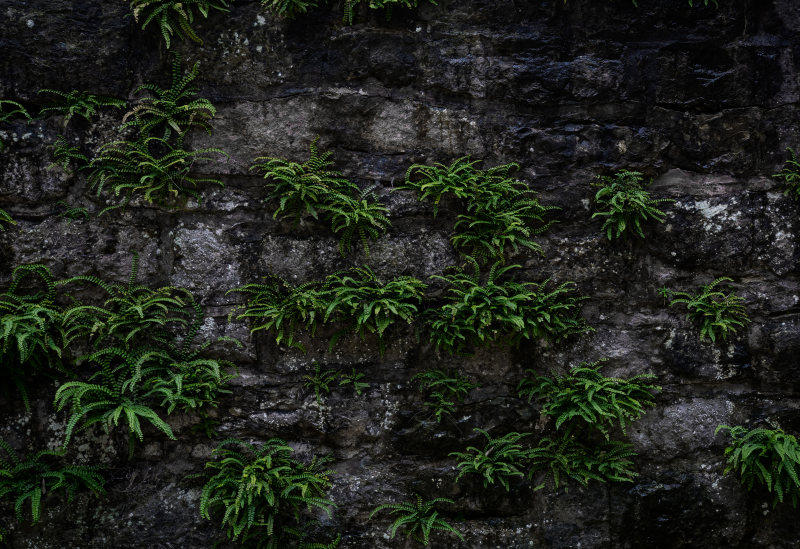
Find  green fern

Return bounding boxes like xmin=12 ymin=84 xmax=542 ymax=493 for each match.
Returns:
xmin=304 ymin=362 xmax=339 ymax=405
xmin=660 ymin=277 xmax=750 ymax=342
xmin=450 ymin=428 xmax=531 ymax=491
xmin=87 ymin=136 xmax=227 ymax=214
xmin=37 ymin=89 xmax=125 ymax=127
xmin=199 ymin=438 xmax=335 ymax=544
xmin=369 ymin=494 xmax=463 ymax=546
xmin=401 ymin=156 xmax=484 ymax=217
xmin=518 ymin=359 xmax=659 ymax=439
xmin=716 ymin=424 xmax=800 ymax=508
xmin=592 ymin=170 xmax=674 ymax=240
xmin=251 ymin=137 xmax=359 ymax=224
xmin=326 ymin=185 xmax=391 ymax=256
xmin=123 ymin=54 xmax=216 ymax=143
xmin=0 ymin=439 xmax=105 ymax=525
xmin=343 ymin=0 xmax=438 ymax=24
xmin=427 ymin=260 xmax=590 ymax=355
xmin=527 ymin=434 xmax=637 ymax=489
xmin=413 ymin=369 xmax=477 ymax=422
xmin=48 ymin=136 xmax=90 ymax=173
xmin=262 ymin=0 xmax=319 ymax=18
xmin=55 ymin=201 xmax=90 ymax=223
xmin=338 ymin=368 xmax=368 ymax=396
xmin=0 ymin=209 xmax=16 ymax=230
xmin=773 ymin=147 xmax=800 ymax=200
xmin=130 ymin=0 xmax=231 ymax=48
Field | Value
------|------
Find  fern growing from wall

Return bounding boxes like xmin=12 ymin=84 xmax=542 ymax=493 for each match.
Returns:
xmin=0 ymin=209 xmax=16 ymax=230
xmin=198 ymin=438 xmax=335 ymax=546
xmin=49 ymin=136 xmax=90 ymax=173
xmin=413 ymin=369 xmax=477 ymax=422
xmin=129 ymin=0 xmax=231 ymax=48
xmin=660 ymin=277 xmax=750 ymax=342
xmin=0 ymin=439 xmax=105 ymax=525
xmin=87 ymin=136 xmax=227 ymax=214
xmin=369 ymin=494 xmax=463 ymax=546
xmin=262 ymin=0 xmax=320 ymax=18
xmin=591 ymin=170 xmax=674 ymax=240
xmin=426 ymin=260 xmax=590 ymax=355
xmin=450 ymin=429 xmax=531 ymax=491
xmin=123 ymin=54 xmax=216 ymax=143
xmin=773 ymin=147 xmax=800 ymax=200
xmin=716 ymin=424 xmax=800 ymax=507
xmin=37 ymin=89 xmax=125 ymax=127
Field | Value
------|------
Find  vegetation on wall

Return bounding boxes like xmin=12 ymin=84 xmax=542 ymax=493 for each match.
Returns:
xmin=369 ymin=495 xmax=463 ymax=546
xmin=129 ymin=0 xmax=231 ymax=48
xmin=592 ymin=170 xmax=674 ymax=240
xmin=37 ymin=89 xmax=126 ymax=128
xmin=773 ymin=147 xmax=800 ymax=200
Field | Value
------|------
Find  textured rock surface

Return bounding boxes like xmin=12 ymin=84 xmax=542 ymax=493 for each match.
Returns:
xmin=2 ymin=0 xmax=800 ymax=547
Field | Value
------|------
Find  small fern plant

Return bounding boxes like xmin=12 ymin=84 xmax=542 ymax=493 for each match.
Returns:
xmin=413 ymin=369 xmax=477 ymax=422
xmin=49 ymin=136 xmax=90 ymax=173
xmin=716 ymin=424 xmax=800 ymax=507
xmin=426 ymin=260 xmax=590 ymax=355
xmin=88 ymin=136 xmax=227 ymax=214
xmin=660 ymin=277 xmax=750 ymax=342
xmin=199 ymin=438 xmax=335 ymax=546
xmin=592 ymin=170 xmax=674 ymax=240
xmin=262 ymin=0 xmax=319 ymax=18
xmin=304 ymin=362 xmax=339 ymax=405
xmin=0 ymin=439 xmax=105 ymax=525
xmin=450 ymin=428 xmax=531 ymax=491
xmin=55 ymin=201 xmax=90 ymax=223
xmin=369 ymin=494 xmax=463 ymax=546
xmin=37 ymin=89 xmax=125 ymax=127
xmin=518 ymin=359 xmax=659 ymax=439
xmin=401 ymin=156 xmax=483 ymax=216
xmin=773 ymin=147 xmax=800 ymax=200
xmin=342 ymin=0 xmax=438 ymax=24
xmin=0 ymin=209 xmax=16 ymax=230
xmin=129 ymin=0 xmax=231 ymax=48
xmin=123 ymin=54 xmax=216 ymax=143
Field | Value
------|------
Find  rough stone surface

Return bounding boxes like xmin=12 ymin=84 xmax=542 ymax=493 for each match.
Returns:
xmin=1 ymin=0 xmax=800 ymax=547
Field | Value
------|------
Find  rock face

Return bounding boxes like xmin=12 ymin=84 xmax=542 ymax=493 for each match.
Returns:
xmin=1 ymin=0 xmax=800 ymax=547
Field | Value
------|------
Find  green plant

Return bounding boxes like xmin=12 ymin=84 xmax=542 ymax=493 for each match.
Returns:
xmin=773 ymin=147 xmax=800 ymax=200
xmin=123 ymin=54 xmax=216 ymax=142
xmin=450 ymin=428 xmax=531 ymax=491
xmin=0 ymin=100 xmax=31 ymax=152
xmin=0 ymin=209 xmax=16 ymax=230
xmin=251 ymin=137 xmax=359 ymax=224
xmin=230 ymin=275 xmax=325 ymax=352
xmin=0 ymin=439 xmax=105 ymax=525
xmin=199 ymin=438 xmax=335 ymax=546
xmin=338 ymin=368 xmax=368 ymax=396
xmin=401 ymin=156 xmax=483 ymax=216
xmin=262 ymin=0 xmax=319 ymax=18
xmin=232 ymin=267 xmax=425 ymax=354
xmin=88 ymin=136 xmax=227 ymax=214
xmin=320 ymin=266 xmax=425 ymax=352
xmin=527 ymin=434 xmax=637 ymax=489
xmin=129 ymin=0 xmax=231 ymax=48
xmin=716 ymin=424 xmax=800 ymax=507
xmin=518 ymin=359 xmax=659 ymax=438
xmin=369 ymin=494 xmax=463 ymax=546
xmin=660 ymin=277 xmax=750 ymax=342
xmin=591 ymin=170 xmax=674 ymax=240
xmin=49 ymin=136 xmax=90 ymax=172
xmin=37 ymin=89 xmax=125 ymax=127
xmin=0 ymin=265 xmax=70 ymax=409
xmin=413 ymin=369 xmax=477 ymax=422
xmin=326 ymin=186 xmax=391 ymax=256
xmin=304 ymin=362 xmax=339 ymax=405
xmin=55 ymin=201 xmax=90 ymax=223
xmin=426 ymin=260 xmax=590 ymax=355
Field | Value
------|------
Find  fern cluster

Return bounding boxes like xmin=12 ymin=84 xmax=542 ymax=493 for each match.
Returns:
xmin=0 ymin=440 xmax=105 ymax=525
xmin=404 ymin=157 xmax=557 ymax=263
xmin=660 ymin=277 xmax=750 ymax=342
xmin=716 ymin=424 xmax=800 ymax=508
xmin=49 ymin=136 xmax=90 ymax=173
xmin=231 ymin=266 xmax=425 ymax=353
xmin=518 ymin=359 xmax=659 ymax=439
xmin=37 ymin=89 xmax=125 ymax=127
xmin=413 ymin=369 xmax=477 ymax=422
xmin=199 ymin=438 xmax=335 ymax=546
xmin=369 ymin=494 xmax=463 ymax=546
xmin=592 ymin=170 xmax=674 ymax=240
xmin=773 ymin=147 xmax=800 ymax=200
xmin=304 ymin=363 xmax=368 ymax=404
xmin=426 ymin=260 xmax=590 ymax=355
xmin=252 ymin=138 xmax=390 ymax=255
xmin=85 ymin=55 xmax=225 ymax=214
xmin=130 ymin=0 xmax=231 ymax=48
xmin=262 ymin=0 xmax=437 ymax=23
xmin=52 ymin=254 xmax=237 ymax=456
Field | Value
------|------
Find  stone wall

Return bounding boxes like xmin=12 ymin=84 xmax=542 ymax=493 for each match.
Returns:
xmin=1 ymin=0 xmax=800 ymax=547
